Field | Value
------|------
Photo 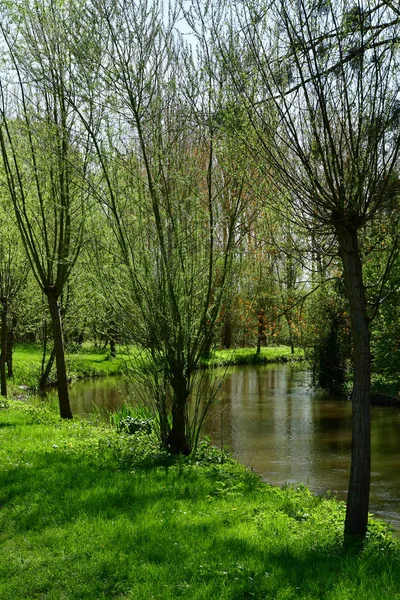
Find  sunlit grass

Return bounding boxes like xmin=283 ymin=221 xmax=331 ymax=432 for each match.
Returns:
xmin=11 ymin=343 xmax=130 ymax=389
xmin=0 ymin=399 xmax=399 ymax=599
xmin=210 ymin=345 xmax=304 ymax=366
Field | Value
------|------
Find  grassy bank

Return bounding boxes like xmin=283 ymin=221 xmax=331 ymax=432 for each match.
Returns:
xmin=209 ymin=346 xmax=304 ymax=367
xmin=0 ymin=399 xmax=399 ymax=600
xmin=10 ymin=344 xmax=303 ymax=391
xmin=11 ymin=343 xmax=130 ymax=389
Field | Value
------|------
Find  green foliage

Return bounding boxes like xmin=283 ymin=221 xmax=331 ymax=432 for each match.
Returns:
xmin=109 ymin=403 xmax=155 ymax=435
xmin=371 ymin=291 xmax=400 ymax=393
xmin=303 ymin=282 xmax=351 ymax=394
xmin=311 ymin=312 xmax=349 ymax=394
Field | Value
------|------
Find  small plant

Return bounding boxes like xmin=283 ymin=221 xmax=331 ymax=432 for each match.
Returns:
xmin=116 ymin=416 xmax=153 ymax=435
xmin=190 ymin=437 xmax=230 ymax=465
xmin=110 ymin=403 xmax=156 ymax=435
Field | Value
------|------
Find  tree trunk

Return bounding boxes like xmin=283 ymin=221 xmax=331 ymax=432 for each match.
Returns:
xmin=168 ymin=398 xmax=190 ymax=455
xmin=110 ymin=337 xmax=116 ymax=359
xmin=47 ymin=291 xmax=72 ymax=419
xmin=6 ymin=314 xmax=17 ymax=378
xmin=289 ymin=327 xmax=295 ymax=354
xmin=38 ymin=346 xmax=56 ymax=393
xmin=167 ymin=369 xmax=190 ymax=455
xmin=222 ymin=305 xmax=233 ymax=349
xmin=337 ymin=225 xmax=371 ymax=547
xmin=257 ymin=309 xmax=267 ymax=355
xmin=156 ymin=394 xmax=170 ymax=448
xmin=0 ymin=297 xmax=7 ymax=397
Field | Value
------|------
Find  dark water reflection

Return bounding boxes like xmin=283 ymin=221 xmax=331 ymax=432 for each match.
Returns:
xmin=69 ymin=364 xmax=400 ymax=529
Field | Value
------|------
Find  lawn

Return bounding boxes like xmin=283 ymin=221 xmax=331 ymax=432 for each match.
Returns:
xmin=0 ymin=399 xmax=399 ymax=600
xmin=210 ymin=346 xmax=304 ymax=366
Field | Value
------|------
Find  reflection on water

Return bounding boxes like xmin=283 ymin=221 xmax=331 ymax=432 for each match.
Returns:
xmin=69 ymin=364 xmax=400 ymax=529
xmin=70 ymin=376 xmax=128 ymax=417
xmin=206 ymin=366 xmax=352 ymax=497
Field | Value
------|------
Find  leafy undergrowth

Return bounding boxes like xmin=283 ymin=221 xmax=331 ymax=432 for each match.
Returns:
xmin=0 ymin=400 xmax=399 ymax=600
xmin=371 ymin=373 xmax=400 ymax=403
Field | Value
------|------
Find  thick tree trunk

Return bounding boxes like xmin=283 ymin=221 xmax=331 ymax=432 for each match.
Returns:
xmin=156 ymin=395 xmax=170 ymax=448
xmin=337 ymin=226 xmax=371 ymax=547
xmin=167 ymin=369 xmax=190 ymax=455
xmin=168 ymin=398 xmax=190 ymax=455
xmin=0 ymin=297 xmax=7 ymax=397
xmin=47 ymin=291 xmax=72 ymax=419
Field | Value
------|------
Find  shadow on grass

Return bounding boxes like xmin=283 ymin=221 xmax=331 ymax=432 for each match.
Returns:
xmin=1 ymin=444 xmax=400 ymax=600
xmin=0 ymin=454 xmax=172 ymax=526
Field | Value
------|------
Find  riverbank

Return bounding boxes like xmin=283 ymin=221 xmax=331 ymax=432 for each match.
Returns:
xmin=209 ymin=346 xmax=304 ymax=367
xmin=11 ymin=343 xmax=131 ymax=390
xmin=0 ymin=398 xmax=399 ymax=600
xmin=9 ymin=343 xmax=303 ymax=391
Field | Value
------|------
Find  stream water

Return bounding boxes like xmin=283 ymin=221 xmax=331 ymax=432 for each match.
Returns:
xmin=69 ymin=363 xmax=400 ymax=529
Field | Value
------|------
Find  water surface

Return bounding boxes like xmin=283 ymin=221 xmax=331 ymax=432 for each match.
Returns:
xmin=69 ymin=364 xmax=400 ymax=529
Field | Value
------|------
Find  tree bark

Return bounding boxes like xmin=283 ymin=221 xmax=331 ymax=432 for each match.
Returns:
xmin=168 ymin=399 xmax=190 ymax=455
xmin=38 ymin=346 xmax=56 ymax=393
xmin=6 ymin=314 xmax=17 ymax=378
xmin=336 ymin=225 xmax=371 ymax=547
xmin=287 ymin=318 xmax=295 ymax=354
xmin=167 ymin=367 xmax=190 ymax=455
xmin=47 ymin=291 xmax=72 ymax=419
xmin=0 ymin=297 xmax=7 ymax=397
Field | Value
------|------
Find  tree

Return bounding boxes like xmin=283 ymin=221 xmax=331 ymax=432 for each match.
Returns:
xmin=69 ymin=0 xmax=246 ymax=453
xmin=216 ymin=0 xmax=400 ymax=544
xmin=0 ymin=205 xmax=28 ymax=396
xmin=0 ymin=0 xmax=91 ymax=417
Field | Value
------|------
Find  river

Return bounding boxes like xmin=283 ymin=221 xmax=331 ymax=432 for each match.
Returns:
xmin=69 ymin=363 xmax=400 ymax=530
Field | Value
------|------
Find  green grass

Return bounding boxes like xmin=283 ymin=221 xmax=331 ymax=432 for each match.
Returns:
xmin=0 ymin=399 xmax=399 ymax=600
xmin=11 ymin=343 xmax=130 ymax=389
xmin=209 ymin=346 xmax=304 ymax=367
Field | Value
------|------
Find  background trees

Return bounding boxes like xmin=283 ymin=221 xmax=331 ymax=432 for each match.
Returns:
xmin=0 ymin=0 xmax=399 ymax=548
xmin=0 ymin=206 xmax=28 ymax=396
